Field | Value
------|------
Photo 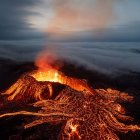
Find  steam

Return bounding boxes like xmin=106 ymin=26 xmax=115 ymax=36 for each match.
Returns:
xmin=47 ymin=0 xmax=116 ymax=34
xmin=35 ymin=47 xmax=64 ymax=71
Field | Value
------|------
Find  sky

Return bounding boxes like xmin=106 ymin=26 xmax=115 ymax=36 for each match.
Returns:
xmin=0 ymin=0 xmax=140 ymax=42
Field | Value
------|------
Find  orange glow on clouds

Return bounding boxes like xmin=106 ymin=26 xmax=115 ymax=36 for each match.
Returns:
xmin=27 ymin=0 xmax=116 ymax=37
xmin=47 ymin=0 xmax=115 ymax=35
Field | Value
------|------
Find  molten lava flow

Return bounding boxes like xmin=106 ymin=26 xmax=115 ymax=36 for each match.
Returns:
xmin=30 ymin=69 xmax=61 ymax=83
xmin=1 ymin=67 xmax=96 ymax=101
xmin=0 ymin=88 xmax=140 ymax=140
xmin=2 ymin=67 xmax=96 ymax=102
xmin=0 ymin=63 xmax=140 ymax=139
xmin=3 ymin=75 xmax=53 ymax=101
xmin=30 ymin=69 xmax=96 ymax=95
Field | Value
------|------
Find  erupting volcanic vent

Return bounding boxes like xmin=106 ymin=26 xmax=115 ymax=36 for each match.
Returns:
xmin=2 ymin=68 xmax=96 ymax=102
xmin=0 ymin=66 xmax=140 ymax=140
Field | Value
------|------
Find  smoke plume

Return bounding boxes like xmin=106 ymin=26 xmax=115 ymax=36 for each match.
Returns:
xmin=47 ymin=0 xmax=116 ymax=34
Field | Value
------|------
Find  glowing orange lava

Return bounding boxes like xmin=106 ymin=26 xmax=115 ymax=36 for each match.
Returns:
xmin=0 ymin=63 xmax=140 ymax=140
xmin=1 ymin=87 xmax=140 ymax=140
xmin=30 ymin=69 xmax=96 ymax=95
xmin=2 ymin=67 xmax=96 ymax=102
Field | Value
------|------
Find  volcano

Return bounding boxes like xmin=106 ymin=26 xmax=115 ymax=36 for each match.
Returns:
xmin=0 ymin=68 xmax=140 ymax=140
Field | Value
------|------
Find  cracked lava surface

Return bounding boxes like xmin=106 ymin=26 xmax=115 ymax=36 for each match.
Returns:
xmin=0 ymin=70 xmax=140 ymax=140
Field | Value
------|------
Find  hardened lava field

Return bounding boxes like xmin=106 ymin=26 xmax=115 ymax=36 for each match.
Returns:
xmin=0 ymin=70 xmax=140 ymax=140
